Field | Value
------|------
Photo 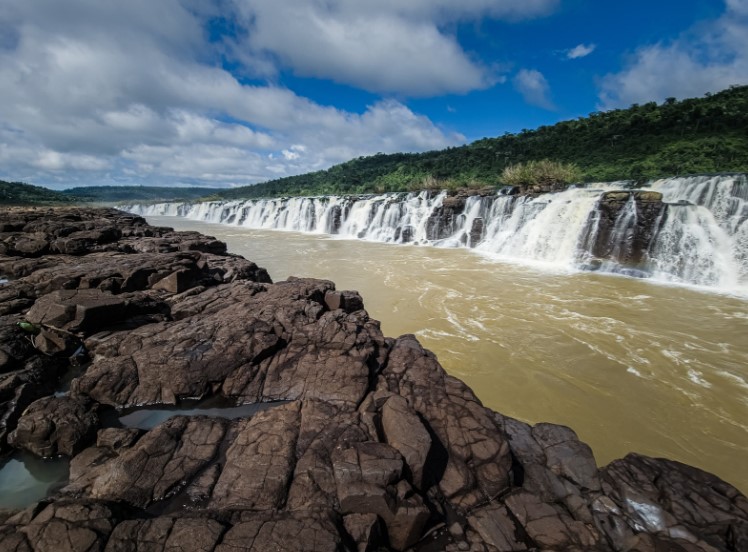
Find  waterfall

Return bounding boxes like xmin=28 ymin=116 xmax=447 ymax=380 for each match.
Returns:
xmin=476 ymin=188 xmax=607 ymax=266
xmin=647 ymin=175 xmax=747 ymax=289
xmin=124 ymin=174 xmax=748 ymax=294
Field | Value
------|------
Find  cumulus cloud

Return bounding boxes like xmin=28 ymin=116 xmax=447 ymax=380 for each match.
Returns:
xmin=228 ymin=0 xmax=557 ymax=95
xmin=599 ymin=0 xmax=748 ymax=108
xmin=513 ymin=69 xmax=555 ymax=110
xmin=0 ymin=0 xmax=467 ymax=188
xmin=566 ymin=43 xmax=596 ymax=59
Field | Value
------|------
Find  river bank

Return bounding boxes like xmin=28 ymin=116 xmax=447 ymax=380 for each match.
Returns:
xmin=145 ymin=216 xmax=748 ymax=494
xmin=0 ymin=207 xmax=746 ymax=551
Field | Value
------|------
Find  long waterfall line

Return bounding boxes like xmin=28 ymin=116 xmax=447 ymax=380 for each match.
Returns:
xmin=125 ymin=175 xmax=748 ymax=295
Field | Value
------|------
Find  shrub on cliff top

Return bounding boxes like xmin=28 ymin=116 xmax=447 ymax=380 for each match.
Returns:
xmin=501 ymin=159 xmax=581 ymax=192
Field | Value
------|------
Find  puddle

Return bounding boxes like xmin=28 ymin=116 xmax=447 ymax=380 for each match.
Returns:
xmin=0 ymin=396 xmax=282 ymax=509
xmin=54 ymin=363 xmax=89 ymax=398
xmin=0 ymin=453 xmax=69 ymax=509
xmin=105 ymin=395 xmax=285 ymax=430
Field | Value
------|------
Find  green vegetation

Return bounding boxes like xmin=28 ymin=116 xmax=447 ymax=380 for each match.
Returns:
xmin=4 ymin=85 xmax=747 ymax=204
xmin=211 ymin=84 xmax=748 ymax=200
xmin=501 ymin=160 xmax=582 ymax=192
xmin=0 ymin=180 xmax=79 ymax=205
xmin=61 ymin=186 xmax=218 ymax=203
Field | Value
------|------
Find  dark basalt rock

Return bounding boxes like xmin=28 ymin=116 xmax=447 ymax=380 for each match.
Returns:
xmin=8 ymin=396 xmax=98 ymax=457
xmin=0 ymin=207 xmax=745 ymax=552
xmin=581 ymin=190 xmax=666 ymax=269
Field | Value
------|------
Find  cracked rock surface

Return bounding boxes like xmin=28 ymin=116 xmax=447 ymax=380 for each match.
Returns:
xmin=0 ymin=207 xmax=745 ymax=551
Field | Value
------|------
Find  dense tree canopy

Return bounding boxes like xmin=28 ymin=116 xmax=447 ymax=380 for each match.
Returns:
xmin=61 ymin=186 xmax=218 ymax=202
xmin=0 ymin=181 xmax=77 ymax=205
xmin=211 ymin=85 xmax=748 ymax=200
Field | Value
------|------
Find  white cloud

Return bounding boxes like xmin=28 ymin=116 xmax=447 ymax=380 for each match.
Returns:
xmin=228 ymin=0 xmax=557 ymax=95
xmin=513 ymin=69 xmax=555 ymax=110
xmin=599 ymin=0 xmax=748 ymax=108
xmin=726 ymin=0 xmax=748 ymax=16
xmin=0 ymin=0 xmax=467 ymax=188
xmin=567 ymin=43 xmax=596 ymax=59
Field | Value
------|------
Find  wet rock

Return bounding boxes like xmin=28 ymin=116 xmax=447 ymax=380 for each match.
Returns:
xmin=8 ymin=396 xmax=98 ymax=457
xmin=75 ymin=278 xmax=384 ymax=409
xmin=67 ymin=416 xmax=226 ymax=509
xmin=504 ymin=490 xmax=601 ymax=549
xmin=106 ymin=516 xmax=227 ymax=552
xmin=26 ymin=289 xmax=127 ymax=333
xmin=95 ymin=427 xmax=141 ymax=451
xmin=380 ymin=394 xmax=432 ymax=489
xmin=286 ymin=400 xmax=371 ymax=512
xmin=150 ymin=267 xmax=199 ymax=294
xmin=343 ymin=513 xmax=382 ymax=552
xmin=210 ymin=402 xmax=300 ymax=510
xmin=0 ymin=350 xmax=67 ymax=454
xmin=216 ymin=513 xmax=343 ymax=552
xmin=531 ymin=422 xmax=601 ymax=492
xmin=598 ymin=453 xmax=748 ymax=552
xmin=467 ymin=504 xmax=529 ymax=551
xmin=468 ymin=217 xmax=484 ymax=246
xmin=2 ymin=500 xmax=126 ymax=552
xmin=379 ymin=335 xmax=512 ymax=509
xmin=332 ymin=441 xmax=403 ymax=517
xmin=396 ymin=225 xmax=415 ymax=243
xmin=582 ymin=190 xmax=665 ymax=269
xmin=324 ymin=290 xmax=365 ymax=313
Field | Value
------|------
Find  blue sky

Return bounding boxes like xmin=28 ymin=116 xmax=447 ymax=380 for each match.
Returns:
xmin=0 ymin=0 xmax=746 ymax=189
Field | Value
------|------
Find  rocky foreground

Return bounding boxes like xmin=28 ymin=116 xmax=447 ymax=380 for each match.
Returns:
xmin=0 ymin=207 xmax=746 ymax=552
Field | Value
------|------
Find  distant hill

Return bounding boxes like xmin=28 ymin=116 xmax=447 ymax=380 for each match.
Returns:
xmin=0 ymin=180 xmax=79 ymax=205
xmin=211 ymin=84 xmax=748 ymax=200
xmin=62 ymin=186 xmax=218 ymax=203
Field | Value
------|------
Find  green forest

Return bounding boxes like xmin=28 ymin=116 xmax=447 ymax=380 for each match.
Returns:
xmin=211 ymin=84 xmax=748 ymax=200
xmin=0 ymin=181 xmax=78 ymax=205
xmin=61 ymin=186 xmax=219 ymax=203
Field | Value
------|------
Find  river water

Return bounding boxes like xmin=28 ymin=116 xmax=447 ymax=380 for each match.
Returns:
xmin=146 ymin=215 xmax=748 ymax=493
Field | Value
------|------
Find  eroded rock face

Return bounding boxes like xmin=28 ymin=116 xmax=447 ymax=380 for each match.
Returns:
xmin=8 ymin=396 xmax=98 ymax=457
xmin=0 ymin=207 xmax=745 ymax=552
xmin=582 ymin=190 xmax=665 ymax=270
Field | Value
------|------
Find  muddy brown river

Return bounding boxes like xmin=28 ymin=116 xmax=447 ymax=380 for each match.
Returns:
xmin=148 ymin=216 xmax=748 ymax=493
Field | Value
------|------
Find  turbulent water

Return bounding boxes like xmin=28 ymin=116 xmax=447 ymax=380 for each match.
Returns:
xmin=128 ymin=174 xmax=748 ymax=295
xmin=145 ymin=215 xmax=748 ymax=493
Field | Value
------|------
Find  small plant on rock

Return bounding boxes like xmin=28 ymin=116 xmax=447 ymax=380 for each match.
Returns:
xmin=501 ymin=159 xmax=581 ymax=193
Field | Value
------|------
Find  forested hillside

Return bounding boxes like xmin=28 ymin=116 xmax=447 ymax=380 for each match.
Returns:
xmin=212 ymin=85 xmax=748 ymax=200
xmin=0 ymin=181 xmax=79 ymax=205
xmin=62 ymin=186 xmax=218 ymax=202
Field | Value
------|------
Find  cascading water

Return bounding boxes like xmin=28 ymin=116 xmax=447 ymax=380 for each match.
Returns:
xmin=475 ymin=188 xmax=607 ymax=265
xmin=647 ymin=175 xmax=747 ymax=288
xmin=125 ymin=174 xmax=748 ymax=294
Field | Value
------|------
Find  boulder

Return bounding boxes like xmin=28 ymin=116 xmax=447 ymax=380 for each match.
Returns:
xmin=324 ymin=290 xmax=365 ymax=313
xmin=378 ymin=335 xmax=512 ymax=509
xmin=8 ymin=396 xmax=98 ymax=457
xmin=210 ymin=403 xmax=300 ymax=510
xmin=380 ymin=394 xmax=432 ymax=489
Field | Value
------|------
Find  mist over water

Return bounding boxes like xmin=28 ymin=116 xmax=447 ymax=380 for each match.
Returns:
xmin=147 ymin=215 xmax=748 ymax=493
